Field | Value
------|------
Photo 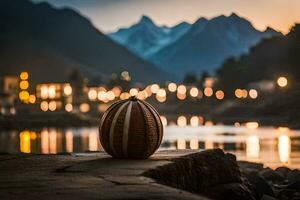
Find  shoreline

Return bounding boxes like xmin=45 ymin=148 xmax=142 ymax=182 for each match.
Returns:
xmin=0 ymin=149 xmax=299 ymax=200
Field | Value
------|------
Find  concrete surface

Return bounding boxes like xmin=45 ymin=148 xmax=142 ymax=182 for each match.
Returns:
xmin=0 ymin=150 xmax=208 ymax=200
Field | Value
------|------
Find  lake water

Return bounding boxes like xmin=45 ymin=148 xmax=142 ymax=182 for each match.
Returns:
xmin=1 ymin=125 xmax=300 ymax=169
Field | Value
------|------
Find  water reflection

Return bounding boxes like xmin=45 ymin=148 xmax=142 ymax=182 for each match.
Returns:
xmin=278 ymin=134 xmax=291 ymax=163
xmin=0 ymin=126 xmax=299 ymax=168
xmin=246 ymin=135 xmax=260 ymax=159
xmin=20 ymin=131 xmax=31 ymax=153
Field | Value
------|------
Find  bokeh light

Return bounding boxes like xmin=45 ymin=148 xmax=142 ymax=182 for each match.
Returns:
xmin=215 ymin=90 xmax=224 ymax=100
xmin=177 ymin=116 xmax=187 ymax=127
xmin=190 ymin=116 xmax=199 ymax=127
xmin=20 ymin=72 xmax=28 ymax=80
xmin=48 ymin=101 xmax=57 ymax=111
xmin=80 ymin=103 xmax=90 ymax=113
xmin=204 ymin=87 xmax=213 ymax=97
xmin=160 ymin=116 xmax=167 ymax=126
xmin=177 ymin=85 xmax=186 ymax=94
xmin=65 ymin=103 xmax=73 ymax=112
xmin=40 ymin=101 xmax=48 ymax=112
xmin=189 ymin=87 xmax=199 ymax=97
xmin=249 ymin=89 xmax=258 ymax=99
xmin=88 ymin=89 xmax=98 ymax=100
xmin=168 ymin=83 xmax=177 ymax=92
xmin=150 ymin=84 xmax=160 ymax=93
xmin=277 ymin=76 xmax=288 ymax=87
xmin=19 ymin=80 xmax=29 ymax=90
xmin=63 ymin=85 xmax=72 ymax=96
xmin=129 ymin=88 xmax=139 ymax=96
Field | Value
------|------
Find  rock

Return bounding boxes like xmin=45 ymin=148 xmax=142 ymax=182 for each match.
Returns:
xmin=287 ymin=169 xmax=300 ymax=183
xmin=259 ymin=168 xmax=285 ymax=184
xmin=243 ymin=170 xmax=274 ymax=198
xmin=261 ymin=194 xmax=278 ymax=200
xmin=206 ymin=182 xmax=255 ymax=200
xmin=145 ymin=149 xmax=257 ymax=200
xmin=238 ymin=161 xmax=264 ymax=171
xmin=286 ymin=180 xmax=300 ymax=190
xmin=275 ymin=167 xmax=291 ymax=178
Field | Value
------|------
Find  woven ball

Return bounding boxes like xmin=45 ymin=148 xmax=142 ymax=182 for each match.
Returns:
xmin=99 ymin=97 xmax=163 ymax=159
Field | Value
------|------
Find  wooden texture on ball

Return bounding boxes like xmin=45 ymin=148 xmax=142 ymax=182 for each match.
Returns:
xmin=99 ymin=97 xmax=163 ymax=159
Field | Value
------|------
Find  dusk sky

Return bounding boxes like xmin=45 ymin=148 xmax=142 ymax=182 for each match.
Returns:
xmin=32 ymin=0 xmax=300 ymax=34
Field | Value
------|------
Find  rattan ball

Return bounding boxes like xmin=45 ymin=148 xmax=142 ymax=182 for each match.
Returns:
xmin=99 ymin=96 xmax=163 ymax=159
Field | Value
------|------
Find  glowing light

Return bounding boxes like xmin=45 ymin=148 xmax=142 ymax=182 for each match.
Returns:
xmin=204 ymin=87 xmax=213 ymax=97
xmin=177 ymin=85 xmax=186 ymax=94
xmin=63 ymin=85 xmax=72 ymax=96
xmin=88 ymin=89 xmax=98 ymax=100
xmin=156 ymin=95 xmax=166 ymax=103
xmin=49 ymin=130 xmax=57 ymax=154
xmin=65 ymin=130 xmax=73 ymax=153
xmin=129 ymin=88 xmax=139 ymax=96
xmin=249 ymin=89 xmax=258 ymax=99
xmin=168 ymin=83 xmax=177 ymax=92
xmin=30 ymin=131 xmax=37 ymax=140
xmin=48 ymin=85 xmax=56 ymax=99
xmin=89 ymin=131 xmax=99 ymax=151
xmin=242 ymin=89 xmax=248 ymax=98
xmin=177 ymin=139 xmax=186 ymax=149
xmin=41 ymin=85 xmax=48 ymax=99
xmin=19 ymin=91 xmax=29 ymax=101
xmin=20 ymin=72 xmax=28 ymax=80
xmin=156 ymin=88 xmax=167 ymax=102
xmin=157 ymin=88 xmax=166 ymax=97
xmin=19 ymin=80 xmax=29 ymax=90
xmin=150 ymin=84 xmax=160 ymax=94
xmin=190 ymin=138 xmax=199 ymax=150
xmin=65 ymin=103 xmax=73 ymax=112
xmin=234 ymin=122 xmax=241 ymax=127
xmin=112 ymin=87 xmax=121 ymax=97
xmin=41 ymin=130 xmax=49 ymax=154
xmin=176 ymin=92 xmax=186 ymax=100
xmin=177 ymin=116 xmax=187 ymax=127
xmin=215 ymin=90 xmax=224 ymax=100
xmin=205 ymin=121 xmax=214 ymax=126
xmin=106 ymin=91 xmax=115 ymax=101
xmin=80 ymin=103 xmax=90 ymax=113
xmin=246 ymin=135 xmax=260 ymax=159
xmin=189 ymin=87 xmax=199 ymax=97
xmin=278 ymin=134 xmax=291 ymax=163
xmin=235 ymin=89 xmax=243 ymax=98
xmin=98 ymin=91 xmax=107 ymax=101
xmin=277 ymin=77 xmax=288 ymax=87
xmin=120 ymin=92 xmax=130 ymax=100
xmin=190 ymin=116 xmax=199 ymax=127
xmin=48 ymin=101 xmax=57 ymax=111
xmin=137 ymin=91 xmax=147 ymax=100
xmin=121 ymin=71 xmax=131 ymax=81
xmin=98 ymin=104 xmax=109 ymax=112
xmin=20 ymin=131 xmax=31 ymax=153
xmin=160 ymin=116 xmax=167 ymax=126
xmin=277 ymin=127 xmax=290 ymax=132
xmin=28 ymin=95 xmax=36 ymax=104
xmin=245 ymin=122 xmax=259 ymax=129
xmin=40 ymin=101 xmax=48 ymax=112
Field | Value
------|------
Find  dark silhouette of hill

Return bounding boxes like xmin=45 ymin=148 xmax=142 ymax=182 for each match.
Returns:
xmin=216 ymin=24 xmax=300 ymax=126
xmin=0 ymin=0 xmax=171 ymax=84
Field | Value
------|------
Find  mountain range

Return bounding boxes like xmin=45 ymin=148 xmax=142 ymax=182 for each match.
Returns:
xmin=110 ymin=14 xmax=281 ymax=78
xmin=0 ymin=0 xmax=171 ymax=85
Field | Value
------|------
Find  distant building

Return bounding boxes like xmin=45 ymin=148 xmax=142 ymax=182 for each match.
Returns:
xmin=0 ymin=76 xmax=19 ymax=115
xmin=36 ymin=83 xmax=73 ymax=112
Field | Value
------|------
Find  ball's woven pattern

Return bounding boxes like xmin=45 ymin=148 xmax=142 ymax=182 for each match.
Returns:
xmin=99 ymin=97 xmax=163 ymax=159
